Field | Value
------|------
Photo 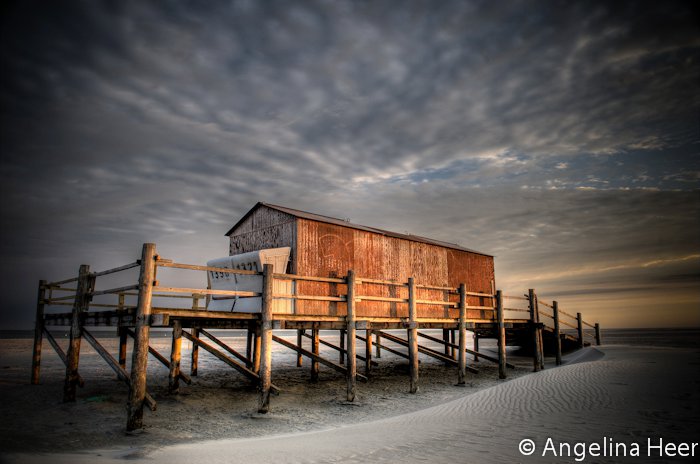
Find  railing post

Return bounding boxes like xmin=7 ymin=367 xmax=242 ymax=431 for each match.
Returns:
xmin=407 ymin=277 xmax=419 ymax=393
xmin=31 ymin=280 xmax=47 ymax=385
xmin=595 ymin=323 xmax=602 ymax=346
xmin=553 ymin=301 xmax=562 ymax=366
xmin=346 ymin=270 xmax=357 ymax=402
xmin=168 ymin=319 xmax=183 ymax=394
xmin=126 ymin=243 xmax=156 ymax=431
xmin=577 ymin=312 xmax=584 ymax=349
xmin=496 ymin=290 xmax=507 ymax=379
xmin=528 ymin=289 xmax=543 ymax=372
xmin=457 ymin=283 xmax=467 ymax=385
xmin=64 ymin=265 xmax=92 ymax=402
xmin=258 ymin=264 xmax=274 ymax=413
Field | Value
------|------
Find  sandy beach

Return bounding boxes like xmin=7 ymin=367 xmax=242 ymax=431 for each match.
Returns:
xmin=1 ymin=331 xmax=699 ymax=463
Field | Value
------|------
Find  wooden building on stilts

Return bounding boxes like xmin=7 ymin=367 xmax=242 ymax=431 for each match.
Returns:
xmin=30 ymin=202 xmax=599 ymax=431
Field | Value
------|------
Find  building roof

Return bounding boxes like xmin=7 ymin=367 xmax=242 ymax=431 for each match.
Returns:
xmin=226 ymin=202 xmax=493 ymax=257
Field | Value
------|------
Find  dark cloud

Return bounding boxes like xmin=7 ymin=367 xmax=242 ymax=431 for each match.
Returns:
xmin=1 ymin=0 xmax=698 ymax=328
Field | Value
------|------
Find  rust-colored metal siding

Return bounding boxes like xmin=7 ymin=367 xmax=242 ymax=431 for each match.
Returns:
xmin=294 ymin=218 xmax=495 ymax=318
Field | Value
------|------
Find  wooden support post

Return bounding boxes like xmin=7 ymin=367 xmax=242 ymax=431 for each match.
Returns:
xmin=577 ymin=312 xmax=584 ymax=349
xmin=310 ymin=328 xmax=320 ymax=382
xmin=528 ymin=289 xmax=543 ymax=372
xmin=126 ymin=243 xmax=156 ymax=431
xmin=168 ymin=320 xmax=183 ymax=394
xmin=595 ymin=323 xmax=602 ymax=346
xmin=191 ymin=327 xmax=200 ymax=376
xmin=297 ymin=329 xmax=304 ymax=367
xmin=553 ymin=301 xmax=562 ymax=366
xmin=442 ymin=329 xmax=450 ymax=357
xmin=339 ymin=329 xmax=345 ymax=365
xmin=407 ymin=277 xmax=419 ymax=394
xmin=496 ymin=290 xmax=507 ymax=379
xmin=246 ymin=326 xmax=254 ymax=364
xmin=450 ymin=329 xmax=456 ymax=359
xmin=473 ymin=334 xmax=480 ymax=362
xmin=375 ymin=331 xmax=381 ymax=358
xmin=365 ymin=329 xmax=372 ymax=377
xmin=64 ymin=265 xmax=92 ymax=402
xmin=258 ymin=264 xmax=273 ymax=413
xmin=124 ymin=328 xmax=191 ymax=384
xmin=457 ymin=283 xmax=467 ymax=385
xmin=44 ymin=327 xmax=85 ymax=387
xmin=253 ymin=325 xmax=262 ymax=374
xmin=117 ymin=293 xmax=127 ymax=371
xmin=346 ymin=270 xmax=357 ymax=402
xmin=31 ymin=280 xmax=47 ymax=385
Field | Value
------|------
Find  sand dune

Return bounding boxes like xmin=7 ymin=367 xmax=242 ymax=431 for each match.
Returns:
xmin=6 ymin=344 xmax=698 ymax=464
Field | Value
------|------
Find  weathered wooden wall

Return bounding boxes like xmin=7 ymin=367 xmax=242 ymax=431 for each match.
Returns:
xmin=228 ymin=207 xmax=296 ymax=273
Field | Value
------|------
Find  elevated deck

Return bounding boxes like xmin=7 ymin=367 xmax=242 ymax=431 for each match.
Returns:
xmin=31 ymin=243 xmax=601 ymax=432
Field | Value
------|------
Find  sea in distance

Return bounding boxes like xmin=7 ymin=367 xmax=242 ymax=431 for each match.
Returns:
xmin=1 ymin=328 xmax=699 ymax=349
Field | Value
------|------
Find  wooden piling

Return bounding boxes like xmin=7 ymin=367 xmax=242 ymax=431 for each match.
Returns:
xmin=126 ymin=243 xmax=156 ymax=431
xmin=450 ymin=329 xmax=456 ymax=359
xmin=297 ymin=329 xmax=304 ymax=367
xmin=577 ymin=312 xmax=584 ymax=349
xmin=365 ymin=329 xmax=372 ymax=377
xmin=64 ymin=265 xmax=92 ymax=402
xmin=457 ymin=283 xmax=467 ymax=385
xmin=442 ymin=329 xmax=450 ymax=358
xmin=168 ymin=320 xmax=182 ymax=394
xmin=258 ymin=264 xmax=273 ymax=413
xmin=553 ymin=301 xmax=562 ymax=366
xmin=310 ymin=328 xmax=320 ymax=382
xmin=496 ymin=290 xmax=506 ymax=379
xmin=117 ymin=293 xmax=127 ymax=371
xmin=246 ymin=326 xmax=254 ymax=365
xmin=375 ymin=331 xmax=381 ymax=358
xmin=528 ymin=289 xmax=543 ymax=372
xmin=338 ymin=329 xmax=345 ymax=365
xmin=253 ymin=325 xmax=262 ymax=374
xmin=191 ymin=327 xmax=200 ymax=375
xmin=346 ymin=270 xmax=357 ymax=402
xmin=407 ymin=277 xmax=419 ymax=394
xmin=595 ymin=322 xmax=602 ymax=346
xmin=31 ymin=280 xmax=47 ymax=385
xmin=473 ymin=334 xmax=480 ymax=362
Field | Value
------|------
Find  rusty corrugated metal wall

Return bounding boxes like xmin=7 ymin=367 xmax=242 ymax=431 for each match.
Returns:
xmin=294 ymin=218 xmax=495 ymax=318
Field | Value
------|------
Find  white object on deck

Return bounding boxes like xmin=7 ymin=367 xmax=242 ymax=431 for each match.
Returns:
xmin=206 ymin=247 xmax=293 ymax=313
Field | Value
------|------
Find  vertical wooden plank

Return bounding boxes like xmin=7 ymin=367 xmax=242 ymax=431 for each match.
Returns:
xmin=246 ymin=325 xmax=253 ymax=367
xmin=365 ymin=329 xmax=372 ymax=377
xmin=553 ymin=301 xmax=562 ymax=366
xmin=126 ymin=243 xmax=156 ymax=431
xmin=473 ymin=334 xmax=480 ymax=362
xmin=117 ymin=293 xmax=127 ymax=371
xmin=496 ymin=290 xmax=506 ymax=379
xmin=253 ymin=325 xmax=261 ymax=374
xmin=457 ymin=283 xmax=467 ymax=385
xmin=450 ymin=329 xmax=456 ymax=359
xmin=31 ymin=280 xmax=47 ymax=385
xmin=310 ymin=328 xmax=320 ymax=382
xmin=577 ymin=312 xmax=584 ymax=349
xmin=443 ymin=329 xmax=450 ymax=357
xmin=191 ymin=327 xmax=200 ymax=375
xmin=407 ymin=277 xmax=419 ymax=394
xmin=528 ymin=289 xmax=542 ymax=372
xmin=339 ymin=329 xmax=345 ymax=365
xmin=258 ymin=264 xmax=273 ymax=413
xmin=595 ymin=323 xmax=601 ymax=346
xmin=168 ymin=320 xmax=183 ymax=394
xmin=346 ymin=270 xmax=357 ymax=402
xmin=64 ymin=265 xmax=91 ymax=402
xmin=375 ymin=331 xmax=381 ymax=358
xmin=297 ymin=329 xmax=304 ymax=367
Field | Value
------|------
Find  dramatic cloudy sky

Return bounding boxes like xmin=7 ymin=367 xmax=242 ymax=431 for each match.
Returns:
xmin=1 ymin=0 xmax=698 ymax=329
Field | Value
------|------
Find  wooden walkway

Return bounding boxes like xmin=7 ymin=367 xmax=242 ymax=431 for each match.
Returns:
xmin=30 ymin=243 xmax=601 ymax=431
